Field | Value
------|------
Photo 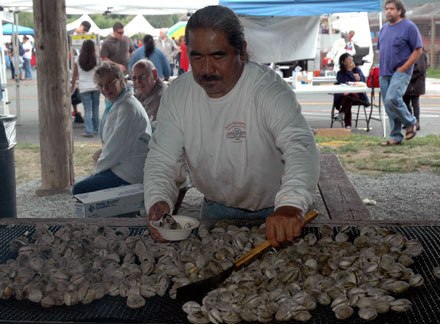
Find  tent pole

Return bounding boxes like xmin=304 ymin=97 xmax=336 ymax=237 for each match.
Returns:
xmin=11 ymin=11 xmax=21 ymax=125
xmin=0 ymin=23 xmax=10 ymax=115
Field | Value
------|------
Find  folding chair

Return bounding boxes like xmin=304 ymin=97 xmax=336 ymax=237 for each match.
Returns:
xmin=330 ymin=93 xmax=370 ymax=129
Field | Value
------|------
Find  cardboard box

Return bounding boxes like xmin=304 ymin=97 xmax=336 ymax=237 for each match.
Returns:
xmin=74 ymin=184 xmax=145 ymax=218
xmin=315 ymin=128 xmax=352 ymax=139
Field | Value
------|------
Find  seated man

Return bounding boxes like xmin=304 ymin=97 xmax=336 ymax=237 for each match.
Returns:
xmin=131 ymin=59 xmax=167 ymax=122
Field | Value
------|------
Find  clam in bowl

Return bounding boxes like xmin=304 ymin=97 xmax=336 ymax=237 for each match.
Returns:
xmin=150 ymin=215 xmax=200 ymax=241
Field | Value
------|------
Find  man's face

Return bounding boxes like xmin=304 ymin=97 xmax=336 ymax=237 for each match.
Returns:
xmin=132 ymin=65 xmax=156 ymax=97
xmin=114 ymin=28 xmax=124 ymax=40
xmin=385 ymin=3 xmax=401 ymax=24
xmin=160 ymin=31 xmax=166 ymax=40
xmin=188 ymin=28 xmax=246 ymax=98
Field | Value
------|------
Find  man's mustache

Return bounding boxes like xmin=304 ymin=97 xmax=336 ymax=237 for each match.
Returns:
xmin=200 ymin=75 xmax=222 ymax=82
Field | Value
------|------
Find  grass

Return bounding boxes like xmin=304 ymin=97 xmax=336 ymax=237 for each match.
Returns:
xmin=15 ymin=142 xmax=101 ymax=185
xmin=14 ymin=134 xmax=440 ymax=185
xmin=427 ymin=68 xmax=440 ymax=79
xmin=317 ymin=134 xmax=440 ymax=175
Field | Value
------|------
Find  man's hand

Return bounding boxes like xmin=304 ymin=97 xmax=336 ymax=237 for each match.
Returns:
xmin=266 ymin=206 xmax=305 ymax=247
xmin=147 ymin=201 xmax=171 ymax=241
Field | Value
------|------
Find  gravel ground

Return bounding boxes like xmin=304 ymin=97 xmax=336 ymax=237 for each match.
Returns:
xmin=15 ymin=172 xmax=440 ymax=221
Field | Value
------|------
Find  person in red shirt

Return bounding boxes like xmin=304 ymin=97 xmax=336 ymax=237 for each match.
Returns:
xmin=177 ymin=35 xmax=189 ymax=75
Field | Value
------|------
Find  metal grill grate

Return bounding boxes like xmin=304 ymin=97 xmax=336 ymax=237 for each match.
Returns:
xmin=0 ymin=225 xmax=438 ymax=323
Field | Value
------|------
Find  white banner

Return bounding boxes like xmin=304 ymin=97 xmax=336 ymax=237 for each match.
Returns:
xmin=240 ymin=16 xmax=320 ymax=64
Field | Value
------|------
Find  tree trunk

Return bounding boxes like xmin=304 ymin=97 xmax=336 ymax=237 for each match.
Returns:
xmin=33 ymin=0 xmax=74 ymax=193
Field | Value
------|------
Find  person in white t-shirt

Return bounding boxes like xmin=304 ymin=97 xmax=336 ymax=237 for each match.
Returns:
xmin=71 ymin=40 xmax=100 ymax=137
xmin=22 ymin=35 xmax=33 ymax=80
xmin=143 ymin=5 xmax=320 ymax=247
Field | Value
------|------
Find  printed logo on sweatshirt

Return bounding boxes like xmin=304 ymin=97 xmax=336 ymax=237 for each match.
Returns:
xmin=225 ymin=122 xmax=246 ymax=143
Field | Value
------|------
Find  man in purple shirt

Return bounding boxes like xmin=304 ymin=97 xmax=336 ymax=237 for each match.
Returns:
xmin=378 ymin=0 xmax=422 ymax=146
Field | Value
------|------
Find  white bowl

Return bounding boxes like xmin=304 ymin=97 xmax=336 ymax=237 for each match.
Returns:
xmin=150 ymin=215 xmax=200 ymax=241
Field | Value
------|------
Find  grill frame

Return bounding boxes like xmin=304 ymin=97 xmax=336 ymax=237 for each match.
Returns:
xmin=0 ymin=224 xmax=438 ymax=323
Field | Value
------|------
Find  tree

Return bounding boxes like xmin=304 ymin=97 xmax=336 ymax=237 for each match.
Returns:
xmin=17 ymin=12 xmax=35 ymax=28
xmin=33 ymin=0 xmax=74 ymax=194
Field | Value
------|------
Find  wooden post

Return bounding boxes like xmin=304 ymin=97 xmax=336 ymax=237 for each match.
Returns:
xmin=33 ymin=0 xmax=74 ymax=194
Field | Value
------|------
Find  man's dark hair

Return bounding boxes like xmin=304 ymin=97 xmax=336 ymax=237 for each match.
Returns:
xmin=80 ymin=21 xmax=91 ymax=32
xmin=113 ymin=22 xmax=124 ymax=31
xmin=78 ymin=40 xmax=97 ymax=72
xmin=185 ymin=5 xmax=247 ymax=58
xmin=385 ymin=0 xmax=406 ymax=18
xmin=143 ymin=34 xmax=155 ymax=58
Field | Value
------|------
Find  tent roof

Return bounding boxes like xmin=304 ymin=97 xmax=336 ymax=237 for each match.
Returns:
xmin=124 ymin=15 xmax=158 ymax=37
xmin=167 ymin=21 xmax=187 ymax=39
xmin=65 ymin=14 xmax=106 ymax=36
xmin=2 ymin=23 xmax=34 ymax=35
xmin=0 ymin=0 xmax=218 ymax=14
xmin=219 ymin=0 xmax=382 ymax=17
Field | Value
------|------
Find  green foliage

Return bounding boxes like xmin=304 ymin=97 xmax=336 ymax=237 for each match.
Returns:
xmin=16 ymin=12 xmax=35 ymax=28
xmin=89 ymin=15 xmax=133 ymax=29
xmin=145 ymin=15 xmax=180 ymax=28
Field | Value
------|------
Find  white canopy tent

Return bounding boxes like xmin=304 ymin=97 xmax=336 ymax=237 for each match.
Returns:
xmin=124 ymin=15 xmax=159 ymax=37
xmin=65 ymin=14 xmax=108 ymax=37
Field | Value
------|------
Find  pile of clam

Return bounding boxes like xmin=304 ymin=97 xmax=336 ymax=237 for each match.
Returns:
xmin=0 ymin=222 xmax=438 ymax=323
xmin=182 ymin=224 xmax=434 ymax=323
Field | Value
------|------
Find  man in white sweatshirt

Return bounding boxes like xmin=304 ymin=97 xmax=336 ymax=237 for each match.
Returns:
xmin=143 ymin=5 xmax=320 ymax=247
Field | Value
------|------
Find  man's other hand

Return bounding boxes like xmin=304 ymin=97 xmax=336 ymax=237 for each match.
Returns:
xmin=266 ymin=206 xmax=304 ymax=247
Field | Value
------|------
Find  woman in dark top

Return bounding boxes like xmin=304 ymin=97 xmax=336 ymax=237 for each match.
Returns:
xmin=403 ymin=50 xmax=427 ymax=131
xmin=335 ymin=53 xmax=369 ymax=129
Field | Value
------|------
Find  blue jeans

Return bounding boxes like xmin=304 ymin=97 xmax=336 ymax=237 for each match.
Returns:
xmin=380 ymin=72 xmax=416 ymax=142
xmin=72 ymin=169 xmax=129 ymax=195
xmin=23 ymin=57 xmax=32 ymax=79
xmin=200 ymin=198 xmax=274 ymax=219
xmin=80 ymin=91 xmax=100 ymax=135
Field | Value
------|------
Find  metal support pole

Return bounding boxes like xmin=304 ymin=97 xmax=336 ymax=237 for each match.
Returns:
xmin=430 ymin=16 xmax=436 ymax=68
xmin=13 ymin=11 xmax=21 ymax=125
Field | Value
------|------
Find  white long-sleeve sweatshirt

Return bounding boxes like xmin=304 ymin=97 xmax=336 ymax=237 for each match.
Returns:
xmin=96 ymin=89 xmax=152 ymax=184
xmin=144 ymin=62 xmax=320 ymax=213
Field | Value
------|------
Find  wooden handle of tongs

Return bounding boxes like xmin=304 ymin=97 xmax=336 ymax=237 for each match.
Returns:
xmin=233 ymin=209 xmax=319 ymax=269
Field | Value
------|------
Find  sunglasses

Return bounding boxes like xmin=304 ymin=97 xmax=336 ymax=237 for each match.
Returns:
xmin=115 ymin=30 xmax=124 ymax=35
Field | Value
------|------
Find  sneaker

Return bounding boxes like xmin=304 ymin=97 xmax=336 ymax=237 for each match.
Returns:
xmin=335 ymin=112 xmax=345 ymax=122
xmin=81 ymin=133 xmax=94 ymax=138
xmin=345 ymin=126 xmax=352 ymax=129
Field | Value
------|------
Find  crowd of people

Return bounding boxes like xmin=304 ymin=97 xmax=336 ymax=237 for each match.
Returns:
xmin=68 ymin=1 xmax=425 ymax=247
xmin=4 ymin=35 xmax=35 ymax=81
xmin=325 ymin=0 xmax=426 ymax=137
xmin=69 ymin=6 xmax=320 ymax=248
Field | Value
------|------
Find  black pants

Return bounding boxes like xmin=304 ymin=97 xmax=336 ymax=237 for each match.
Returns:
xmin=403 ymin=95 xmax=420 ymax=121
xmin=340 ymin=93 xmax=360 ymax=127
